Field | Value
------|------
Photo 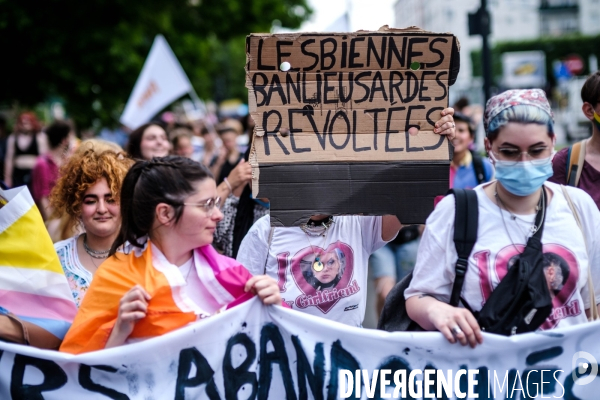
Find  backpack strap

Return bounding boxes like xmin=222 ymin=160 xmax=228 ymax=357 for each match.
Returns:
xmin=561 ymin=185 xmax=598 ymax=321
xmin=446 ymin=188 xmax=479 ymax=307
xmin=567 ymin=140 xmax=586 ymax=187
xmin=470 ymin=150 xmax=486 ymax=185
xmin=576 ymin=139 xmax=587 ymax=187
xmin=263 ymin=227 xmax=275 ymax=274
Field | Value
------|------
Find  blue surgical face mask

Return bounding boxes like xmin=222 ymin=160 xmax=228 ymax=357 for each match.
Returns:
xmin=492 ymin=156 xmax=554 ymax=196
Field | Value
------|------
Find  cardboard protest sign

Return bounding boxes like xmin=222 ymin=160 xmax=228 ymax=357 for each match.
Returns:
xmin=246 ymin=26 xmax=460 ymax=226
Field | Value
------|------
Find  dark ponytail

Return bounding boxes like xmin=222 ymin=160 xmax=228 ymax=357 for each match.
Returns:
xmin=110 ymin=156 xmax=212 ymax=256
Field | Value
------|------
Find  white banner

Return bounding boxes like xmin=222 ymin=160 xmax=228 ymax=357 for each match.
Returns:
xmin=1 ymin=298 xmax=599 ymax=399
xmin=120 ymin=35 xmax=193 ymax=129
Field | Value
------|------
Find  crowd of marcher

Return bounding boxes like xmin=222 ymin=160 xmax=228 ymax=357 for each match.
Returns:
xmin=1 ymin=71 xmax=599 ymax=353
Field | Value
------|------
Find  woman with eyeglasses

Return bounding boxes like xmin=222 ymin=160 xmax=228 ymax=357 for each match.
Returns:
xmin=307 ymin=248 xmax=346 ymax=291
xmin=406 ymin=89 xmax=600 ymax=348
xmin=60 ymin=156 xmax=281 ymax=354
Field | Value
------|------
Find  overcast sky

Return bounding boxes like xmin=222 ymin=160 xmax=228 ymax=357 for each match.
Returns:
xmin=297 ymin=0 xmax=397 ymax=32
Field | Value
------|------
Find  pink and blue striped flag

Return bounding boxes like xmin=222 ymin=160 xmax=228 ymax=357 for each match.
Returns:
xmin=0 ymin=186 xmax=77 ymax=340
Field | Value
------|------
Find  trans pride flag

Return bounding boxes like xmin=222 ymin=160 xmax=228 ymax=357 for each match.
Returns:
xmin=0 ymin=186 xmax=77 ymax=341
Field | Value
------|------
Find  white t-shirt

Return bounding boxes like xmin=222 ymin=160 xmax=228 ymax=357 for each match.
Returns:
xmin=237 ymin=215 xmax=388 ymax=327
xmin=406 ymin=181 xmax=600 ymax=330
xmin=151 ymin=244 xmax=224 ymax=316
xmin=55 ymin=234 xmax=93 ymax=307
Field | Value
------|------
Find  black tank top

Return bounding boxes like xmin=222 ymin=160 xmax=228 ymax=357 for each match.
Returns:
xmin=14 ymin=133 xmax=39 ymax=157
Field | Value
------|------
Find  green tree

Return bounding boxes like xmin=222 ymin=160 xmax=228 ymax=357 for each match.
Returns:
xmin=0 ymin=0 xmax=311 ymax=128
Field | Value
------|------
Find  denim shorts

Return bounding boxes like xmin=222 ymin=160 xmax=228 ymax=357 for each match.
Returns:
xmin=369 ymin=238 xmax=421 ymax=281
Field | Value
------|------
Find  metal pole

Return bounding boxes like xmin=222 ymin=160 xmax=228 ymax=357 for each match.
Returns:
xmin=188 ymin=88 xmax=215 ymax=131
xmin=481 ymin=0 xmax=492 ymax=103
xmin=189 ymin=88 xmax=206 ymax=114
xmin=346 ymin=0 xmax=352 ymax=31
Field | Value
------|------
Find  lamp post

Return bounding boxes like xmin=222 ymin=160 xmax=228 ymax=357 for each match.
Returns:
xmin=469 ymin=0 xmax=492 ymax=103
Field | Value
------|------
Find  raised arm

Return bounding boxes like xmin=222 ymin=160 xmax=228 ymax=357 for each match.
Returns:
xmin=381 ymin=215 xmax=401 ymax=241
xmin=216 ymin=159 xmax=252 ymax=201
xmin=379 ymin=109 xmax=456 ymax=241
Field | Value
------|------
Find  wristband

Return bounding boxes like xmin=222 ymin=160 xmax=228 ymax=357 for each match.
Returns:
xmin=223 ymin=177 xmax=232 ymax=192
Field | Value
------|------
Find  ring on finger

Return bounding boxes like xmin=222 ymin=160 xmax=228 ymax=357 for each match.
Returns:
xmin=451 ymin=326 xmax=462 ymax=336
xmin=451 ymin=122 xmax=455 ymax=128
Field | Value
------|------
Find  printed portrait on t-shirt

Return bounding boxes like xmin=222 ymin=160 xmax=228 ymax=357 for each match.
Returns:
xmin=300 ymin=247 xmax=346 ymax=291
xmin=542 ymin=252 xmax=570 ymax=298
xmin=504 ymin=251 xmax=571 ymax=299
xmin=285 ymin=241 xmax=359 ymax=314
xmin=476 ymin=244 xmax=581 ymax=330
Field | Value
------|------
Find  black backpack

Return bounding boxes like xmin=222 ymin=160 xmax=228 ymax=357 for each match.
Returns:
xmin=377 ymin=189 xmax=478 ymax=331
xmin=470 ymin=149 xmax=487 ymax=185
xmin=378 ymin=187 xmax=553 ymax=336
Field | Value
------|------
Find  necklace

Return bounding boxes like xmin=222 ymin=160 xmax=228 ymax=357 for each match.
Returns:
xmin=183 ymin=258 xmax=194 ymax=282
xmin=88 ymin=254 xmax=101 ymax=270
xmin=83 ymin=234 xmax=110 ymax=259
xmin=300 ymin=216 xmax=335 ymax=237
xmin=495 ymin=192 xmax=532 ymax=242
xmin=302 ymin=219 xmax=333 ymax=272
xmin=495 ymin=185 xmax=545 ymax=247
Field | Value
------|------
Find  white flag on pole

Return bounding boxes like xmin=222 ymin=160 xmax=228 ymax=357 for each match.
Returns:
xmin=120 ymin=35 xmax=193 ymax=129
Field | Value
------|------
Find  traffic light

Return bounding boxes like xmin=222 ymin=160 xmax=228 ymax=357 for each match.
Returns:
xmin=468 ymin=7 xmax=491 ymax=36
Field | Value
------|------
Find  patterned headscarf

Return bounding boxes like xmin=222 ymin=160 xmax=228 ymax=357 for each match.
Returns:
xmin=483 ymin=89 xmax=554 ymax=134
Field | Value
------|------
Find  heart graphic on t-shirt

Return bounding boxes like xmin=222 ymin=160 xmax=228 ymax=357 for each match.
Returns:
xmin=290 ymin=241 xmax=355 ymax=313
xmin=480 ymin=243 xmax=580 ymax=329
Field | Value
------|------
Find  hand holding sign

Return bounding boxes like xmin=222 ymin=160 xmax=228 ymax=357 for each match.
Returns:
xmin=228 ymin=159 xmax=253 ymax=191
xmin=405 ymin=107 xmax=456 ymax=139
xmin=434 ymin=107 xmax=456 ymax=139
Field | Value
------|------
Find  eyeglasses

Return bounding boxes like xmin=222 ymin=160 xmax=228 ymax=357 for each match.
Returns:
xmin=183 ymin=196 xmax=221 ymax=215
xmin=490 ymin=147 xmax=553 ymax=166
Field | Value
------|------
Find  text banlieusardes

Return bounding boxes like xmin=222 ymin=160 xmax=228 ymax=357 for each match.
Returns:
xmin=251 ymin=70 xmax=448 ymax=107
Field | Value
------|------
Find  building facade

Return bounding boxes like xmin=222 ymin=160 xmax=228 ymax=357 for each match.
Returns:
xmin=394 ymin=0 xmax=599 ymax=96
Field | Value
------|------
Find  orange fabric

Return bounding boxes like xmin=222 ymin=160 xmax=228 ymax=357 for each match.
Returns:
xmin=60 ymin=246 xmax=196 ymax=354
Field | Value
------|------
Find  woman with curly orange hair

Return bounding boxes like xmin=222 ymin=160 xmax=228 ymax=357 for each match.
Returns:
xmin=50 ymin=140 xmax=133 ymax=307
